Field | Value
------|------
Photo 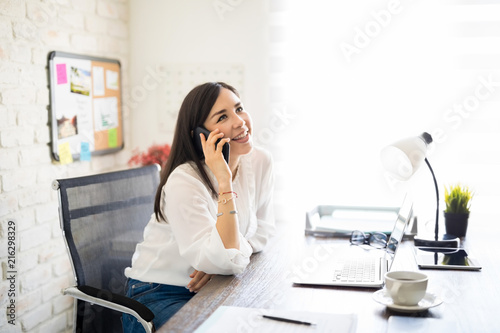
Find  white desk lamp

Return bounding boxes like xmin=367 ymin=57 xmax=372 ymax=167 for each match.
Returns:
xmin=381 ymin=132 xmax=459 ymax=248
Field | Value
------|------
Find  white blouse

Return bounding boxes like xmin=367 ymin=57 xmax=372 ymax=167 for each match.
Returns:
xmin=125 ymin=147 xmax=275 ymax=287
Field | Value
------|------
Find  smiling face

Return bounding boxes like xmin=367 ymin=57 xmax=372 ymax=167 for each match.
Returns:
xmin=203 ymin=87 xmax=253 ymax=165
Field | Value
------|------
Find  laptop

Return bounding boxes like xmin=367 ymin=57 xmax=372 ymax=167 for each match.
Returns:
xmin=293 ymin=196 xmax=413 ymax=288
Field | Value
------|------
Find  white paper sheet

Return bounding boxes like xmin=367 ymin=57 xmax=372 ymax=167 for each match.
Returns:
xmin=93 ymin=66 xmax=105 ymax=96
xmin=387 ymin=316 xmax=460 ymax=333
xmin=195 ymin=306 xmax=357 ymax=333
xmin=93 ymin=97 xmax=118 ymax=131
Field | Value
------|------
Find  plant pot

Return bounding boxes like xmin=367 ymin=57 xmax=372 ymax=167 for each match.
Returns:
xmin=444 ymin=212 xmax=470 ymax=238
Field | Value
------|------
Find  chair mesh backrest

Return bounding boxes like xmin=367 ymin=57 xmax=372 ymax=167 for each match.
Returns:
xmin=57 ymin=165 xmax=159 ymax=293
xmin=56 ymin=165 xmax=159 ymax=333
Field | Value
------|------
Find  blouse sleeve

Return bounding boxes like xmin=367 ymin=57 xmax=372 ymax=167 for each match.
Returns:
xmin=247 ymin=149 xmax=276 ymax=253
xmin=163 ymin=167 xmax=253 ymax=275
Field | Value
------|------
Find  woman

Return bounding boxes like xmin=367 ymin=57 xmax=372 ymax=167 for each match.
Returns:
xmin=123 ymin=82 xmax=275 ymax=332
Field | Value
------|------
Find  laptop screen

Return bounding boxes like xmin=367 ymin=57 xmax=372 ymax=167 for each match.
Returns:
xmin=386 ymin=196 xmax=413 ymax=270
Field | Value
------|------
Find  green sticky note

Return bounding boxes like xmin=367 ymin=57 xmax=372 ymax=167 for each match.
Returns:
xmin=108 ymin=128 xmax=118 ymax=148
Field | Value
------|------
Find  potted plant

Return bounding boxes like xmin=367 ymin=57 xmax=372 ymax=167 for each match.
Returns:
xmin=128 ymin=143 xmax=171 ymax=169
xmin=444 ymin=184 xmax=473 ymax=238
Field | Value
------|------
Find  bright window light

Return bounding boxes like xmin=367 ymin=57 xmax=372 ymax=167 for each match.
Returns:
xmin=269 ymin=1 xmax=500 ymax=224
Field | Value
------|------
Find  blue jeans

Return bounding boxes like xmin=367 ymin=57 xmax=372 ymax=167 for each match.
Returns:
xmin=122 ymin=278 xmax=195 ymax=332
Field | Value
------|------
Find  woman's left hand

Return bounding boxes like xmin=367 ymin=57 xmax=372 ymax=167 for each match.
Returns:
xmin=187 ymin=270 xmax=214 ymax=293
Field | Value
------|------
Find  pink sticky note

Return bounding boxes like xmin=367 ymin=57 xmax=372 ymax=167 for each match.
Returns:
xmin=56 ymin=63 xmax=67 ymax=84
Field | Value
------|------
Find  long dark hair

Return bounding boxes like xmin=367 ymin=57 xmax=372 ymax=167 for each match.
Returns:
xmin=154 ymin=82 xmax=239 ymax=222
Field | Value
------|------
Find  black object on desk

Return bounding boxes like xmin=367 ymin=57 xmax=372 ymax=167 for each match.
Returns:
xmin=414 ymin=247 xmax=482 ymax=270
xmin=262 ymin=315 xmax=315 ymax=326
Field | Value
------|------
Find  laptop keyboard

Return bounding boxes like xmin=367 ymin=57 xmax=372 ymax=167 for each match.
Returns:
xmin=333 ymin=257 xmax=378 ymax=283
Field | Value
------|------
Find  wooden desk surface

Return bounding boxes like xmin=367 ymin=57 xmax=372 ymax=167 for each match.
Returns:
xmin=159 ymin=214 xmax=500 ymax=333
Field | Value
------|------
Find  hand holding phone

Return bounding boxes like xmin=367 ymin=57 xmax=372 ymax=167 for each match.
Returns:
xmin=193 ymin=127 xmax=230 ymax=164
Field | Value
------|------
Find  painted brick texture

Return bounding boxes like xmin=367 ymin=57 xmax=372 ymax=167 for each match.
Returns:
xmin=0 ymin=1 xmax=131 ymax=332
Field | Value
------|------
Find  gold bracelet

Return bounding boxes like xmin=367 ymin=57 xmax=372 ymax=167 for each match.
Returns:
xmin=218 ymin=195 xmax=235 ymax=204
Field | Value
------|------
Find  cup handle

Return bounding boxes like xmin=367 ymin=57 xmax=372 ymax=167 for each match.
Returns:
xmin=392 ymin=282 xmax=402 ymax=297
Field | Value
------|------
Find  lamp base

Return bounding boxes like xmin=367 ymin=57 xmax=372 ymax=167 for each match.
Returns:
xmin=414 ymin=235 xmax=460 ymax=248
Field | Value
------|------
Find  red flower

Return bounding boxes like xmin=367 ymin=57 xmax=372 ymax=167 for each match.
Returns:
xmin=128 ymin=143 xmax=171 ymax=168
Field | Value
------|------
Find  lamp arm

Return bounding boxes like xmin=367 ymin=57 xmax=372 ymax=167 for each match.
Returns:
xmin=424 ymin=158 xmax=439 ymax=241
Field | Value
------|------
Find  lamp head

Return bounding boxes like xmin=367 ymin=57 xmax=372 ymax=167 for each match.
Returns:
xmin=381 ymin=132 xmax=433 ymax=181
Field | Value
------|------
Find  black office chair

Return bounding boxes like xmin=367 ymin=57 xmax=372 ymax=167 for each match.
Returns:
xmin=53 ymin=165 xmax=160 ymax=333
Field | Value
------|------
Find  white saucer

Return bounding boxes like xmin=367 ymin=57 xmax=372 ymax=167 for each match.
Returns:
xmin=372 ymin=289 xmax=443 ymax=313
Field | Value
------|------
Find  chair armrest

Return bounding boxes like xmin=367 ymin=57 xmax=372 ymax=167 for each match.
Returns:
xmin=62 ymin=285 xmax=155 ymax=332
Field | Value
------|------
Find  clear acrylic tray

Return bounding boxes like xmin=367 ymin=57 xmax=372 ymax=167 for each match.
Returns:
xmin=305 ymin=205 xmax=403 ymax=237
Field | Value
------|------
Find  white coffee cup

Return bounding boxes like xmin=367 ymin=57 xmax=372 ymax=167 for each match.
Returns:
xmin=385 ymin=271 xmax=428 ymax=306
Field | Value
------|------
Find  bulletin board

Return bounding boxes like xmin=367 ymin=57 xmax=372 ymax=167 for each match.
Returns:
xmin=48 ymin=51 xmax=124 ymax=162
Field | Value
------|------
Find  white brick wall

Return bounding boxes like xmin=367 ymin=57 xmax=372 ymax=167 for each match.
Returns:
xmin=0 ymin=1 xmax=131 ymax=332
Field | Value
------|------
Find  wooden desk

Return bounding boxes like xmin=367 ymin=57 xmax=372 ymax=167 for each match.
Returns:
xmin=159 ymin=215 xmax=500 ymax=332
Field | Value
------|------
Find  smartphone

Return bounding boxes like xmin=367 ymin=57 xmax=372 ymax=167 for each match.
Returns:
xmin=414 ymin=247 xmax=482 ymax=271
xmin=193 ymin=126 xmax=230 ymax=163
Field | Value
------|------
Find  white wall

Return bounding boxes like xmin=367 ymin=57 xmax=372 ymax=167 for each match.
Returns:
xmin=128 ymin=0 xmax=272 ymax=151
